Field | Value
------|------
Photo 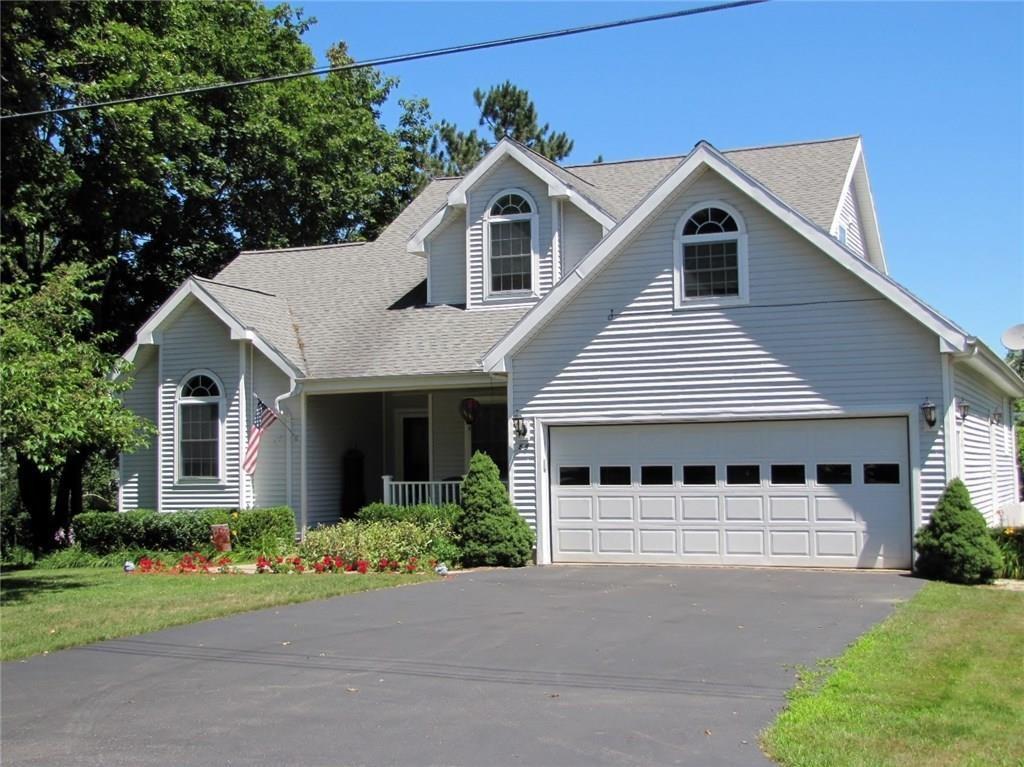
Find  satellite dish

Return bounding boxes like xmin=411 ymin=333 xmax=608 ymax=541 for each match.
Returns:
xmin=1002 ymin=323 xmax=1024 ymax=351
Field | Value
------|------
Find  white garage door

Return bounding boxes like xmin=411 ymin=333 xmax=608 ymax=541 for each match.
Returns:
xmin=549 ymin=418 xmax=911 ymax=569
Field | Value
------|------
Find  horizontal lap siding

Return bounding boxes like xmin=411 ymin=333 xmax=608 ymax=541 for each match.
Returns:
xmin=120 ymin=352 xmax=158 ymax=510
xmin=467 ymin=159 xmax=553 ymax=308
xmin=954 ymin=365 xmax=1016 ymax=522
xmin=562 ymin=205 xmax=603 ymax=274
xmin=249 ymin=352 xmax=291 ymax=510
xmin=428 ymin=213 xmax=466 ymax=306
xmin=158 ymin=301 xmax=242 ymax=511
xmin=510 ymin=170 xmax=946 ymax=527
xmin=838 ymin=185 xmax=865 ymax=258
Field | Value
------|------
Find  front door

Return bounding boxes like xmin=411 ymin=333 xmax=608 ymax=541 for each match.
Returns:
xmin=471 ymin=403 xmax=508 ymax=479
xmin=402 ymin=416 xmax=430 ymax=481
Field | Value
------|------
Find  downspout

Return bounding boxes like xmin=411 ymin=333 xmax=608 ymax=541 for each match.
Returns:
xmin=276 ymin=377 xmax=304 ymax=535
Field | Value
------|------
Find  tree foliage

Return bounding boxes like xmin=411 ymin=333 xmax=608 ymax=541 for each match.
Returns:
xmin=1 ymin=0 xmax=433 ymax=348
xmin=914 ymin=479 xmax=1002 ymax=584
xmin=457 ymin=451 xmax=534 ymax=567
xmin=430 ymin=81 xmax=574 ymax=175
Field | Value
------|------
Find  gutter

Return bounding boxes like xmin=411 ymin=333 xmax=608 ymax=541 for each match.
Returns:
xmin=952 ymin=337 xmax=1024 ymax=397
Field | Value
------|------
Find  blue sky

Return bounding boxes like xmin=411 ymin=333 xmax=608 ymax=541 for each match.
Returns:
xmin=296 ymin=1 xmax=1022 ymax=352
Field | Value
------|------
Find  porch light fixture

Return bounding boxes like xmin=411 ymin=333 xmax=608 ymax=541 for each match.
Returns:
xmin=459 ymin=398 xmax=480 ymax=425
xmin=956 ymin=401 xmax=970 ymax=423
xmin=512 ymin=414 xmax=528 ymax=441
xmin=920 ymin=398 xmax=937 ymax=428
xmin=990 ymin=410 xmax=1003 ymax=425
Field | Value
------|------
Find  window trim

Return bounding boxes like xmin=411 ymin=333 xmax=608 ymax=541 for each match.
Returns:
xmin=673 ymin=200 xmax=749 ymax=309
xmin=483 ymin=188 xmax=540 ymax=302
xmin=175 ymin=369 xmax=227 ymax=484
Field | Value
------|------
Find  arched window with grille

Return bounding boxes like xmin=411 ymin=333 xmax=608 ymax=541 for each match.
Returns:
xmin=674 ymin=201 xmax=749 ymax=307
xmin=177 ymin=371 xmax=224 ymax=480
xmin=485 ymin=189 xmax=538 ymax=297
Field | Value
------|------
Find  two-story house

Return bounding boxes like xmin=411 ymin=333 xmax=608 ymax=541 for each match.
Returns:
xmin=119 ymin=135 xmax=1023 ymax=569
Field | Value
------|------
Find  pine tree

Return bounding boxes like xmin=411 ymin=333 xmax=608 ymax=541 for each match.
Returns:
xmin=457 ymin=451 xmax=534 ymax=567
xmin=914 ymin=479 xmax=1002 ymax=584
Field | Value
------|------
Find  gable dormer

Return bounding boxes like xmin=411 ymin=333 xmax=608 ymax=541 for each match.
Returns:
xmin=409 ymin=139 xmax=614 ymax=308
xmin=828 ymin=138 xmax=887 ymax=273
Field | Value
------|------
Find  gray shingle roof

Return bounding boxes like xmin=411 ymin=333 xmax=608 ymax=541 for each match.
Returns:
xmin=213 ymin=137 xmax=859 ymax=380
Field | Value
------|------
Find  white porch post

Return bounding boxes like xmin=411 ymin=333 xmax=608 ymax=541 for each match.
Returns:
xmin=382 ymin=475 xmax=393 ymax=505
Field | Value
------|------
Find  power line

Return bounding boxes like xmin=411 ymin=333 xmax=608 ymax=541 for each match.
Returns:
xmin=1 ymin=0 xmax=769 ymax=122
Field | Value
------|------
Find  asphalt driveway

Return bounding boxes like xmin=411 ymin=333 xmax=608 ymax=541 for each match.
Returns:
xmin=1 ymin=566 xmax=921 ymax=767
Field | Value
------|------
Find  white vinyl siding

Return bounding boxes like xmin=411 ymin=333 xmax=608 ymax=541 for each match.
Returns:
xmin=561 ymin=204 xmax=604 ymax=274
xmin=158 ymin=301 xmax=242 ymax=510
xmin=467 ymin=159 xmax=553 ymax=308
xmin=508 ymin=170 xmax=947 ymax=532
xmin=246 ymin=350 xmax=292 ymax=509
xmin=836 ymin=184 xmax=865 ymax=259
xmin=306 ymin=393 xmax=384 ymax=528
xmin=954 ymin=365 xmax=1017 ymax=522
xmin=428 ymin=212 xmax=467 ymax=306
xmin=119 ymin=349 xmax=158 ymax=510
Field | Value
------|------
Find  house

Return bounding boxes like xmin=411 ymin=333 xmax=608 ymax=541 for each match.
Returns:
xmin=119 ymin=135 xmax=1023 ymax=569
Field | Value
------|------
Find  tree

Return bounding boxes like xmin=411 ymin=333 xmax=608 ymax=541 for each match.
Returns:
xmin=430 ymin=81 xmax=574 ymax=175
xmin=1 ymin=263 xmax=155 ymax=550
xmin=457 ymin=452 xmax=534 ymax=567
xmin=1 ymin=0 xmax=433 ymax=350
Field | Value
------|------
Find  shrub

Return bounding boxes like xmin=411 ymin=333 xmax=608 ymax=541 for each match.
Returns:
xmin=356 ymin=502 xmax=462 ymax=529
xmin=456 ymin=451 xmax=534 ymax=568
xmin=35 ymin=545 xmax=184 ymax=569
xmin=990 ymin=527 xmax=1024 ymax=579
xmin=298 ymin=520 xmax=441 ymax=565
xmin=915 ymin=480 xmax=1002 ymax=584
xmin=73 ymin=507 xmax=295 ymax=555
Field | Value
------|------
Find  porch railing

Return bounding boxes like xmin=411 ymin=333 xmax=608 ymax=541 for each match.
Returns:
xmin=382 ymin=476 xmax=463 ymax=506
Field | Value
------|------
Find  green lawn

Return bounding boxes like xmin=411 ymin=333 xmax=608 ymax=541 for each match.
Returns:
xmin=762 ymin=582 xmax=1024 ymax=767
xmin=0 ymin=567 xmax=436 ymax=661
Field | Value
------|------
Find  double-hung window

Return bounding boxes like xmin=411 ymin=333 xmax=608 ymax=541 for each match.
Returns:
xmin=177 ymin=372 xmax=223 ymax=480
xmin=674 ymin=202 xmax=748 ymax=307
xmin=486 ymin=191 xmax=537 ymax=297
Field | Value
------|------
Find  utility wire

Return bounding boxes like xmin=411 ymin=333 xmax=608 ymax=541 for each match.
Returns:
xmin=1 ymin=0 xmax=769 ymax=122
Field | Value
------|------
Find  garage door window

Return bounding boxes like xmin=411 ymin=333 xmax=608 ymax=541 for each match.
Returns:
xmin=816 ymin=464 xmax=852 ymax=485
xmin=641 ymin=465 xmax=673 ymax=485
xmin=726 ymin=465 xmax=760 ymax=485
xmin=683 ymin=465 xmax=716 ymax=485
xmin=770 ymin=464 xmax=806 ymax=485
xmin=864 ymin=463 xmax=900 ymax=484
xmin=559 ymin=466 xmax=590 ymax=486
xmin=600 ymin=466 xmax=631 ymax=485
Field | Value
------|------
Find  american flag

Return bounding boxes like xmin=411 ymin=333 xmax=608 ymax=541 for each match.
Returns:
xmin=243 ymin=397 xmax=279 ymax=475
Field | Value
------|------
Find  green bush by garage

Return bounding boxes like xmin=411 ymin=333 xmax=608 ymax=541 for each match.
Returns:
xmin=914 ymin=480 xmax=1003 ymax=584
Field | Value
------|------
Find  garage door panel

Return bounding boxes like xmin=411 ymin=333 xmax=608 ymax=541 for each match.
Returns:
xmin=725 ymin=497 xmax=763 ymax=521
xmin=681 ymin=529 xmax=719 ymax=555
xmin=550 ymin=418 xmax=911 ymax=569
xmin=597 ymin=529 xmax=634 ymax=554
xmin=724 ymin=529 xmax=765 ymax=556
xmin=557 ymin=497 xmax=593 ymax=520
xmin=597 ymin=496 xmax=634 ymax=520
xmin=639 ymin=529 xmax=677 ymax=554
xmin=681 ymin=497 xmax=719 ymax=520
xmin=639 ymin=496 xmax=675 ymax=520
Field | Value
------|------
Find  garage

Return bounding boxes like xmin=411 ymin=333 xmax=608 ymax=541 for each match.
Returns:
xmin=549 ymin=418 xmax=912 ymax=569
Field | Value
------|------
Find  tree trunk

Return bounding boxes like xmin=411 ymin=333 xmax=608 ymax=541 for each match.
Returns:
xmin=17 ymin=454 xmax=53 ymax=553
xmin=52 ymin=450 xmax=87 ymax=534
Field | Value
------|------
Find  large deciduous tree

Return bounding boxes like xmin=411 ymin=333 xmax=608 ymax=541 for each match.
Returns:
xmin=430 ymin=81 xmax=574 ymax=175
xmin=1 ymin=263 xmax=155 ymax=549
xmin=1 ymin=0 xmax=433 ymax=349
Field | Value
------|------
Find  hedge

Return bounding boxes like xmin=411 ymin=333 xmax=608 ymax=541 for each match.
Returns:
xmin=356 ymin=502 xmax=462 ymax=529
xmin=298 ymin=519 xmax=458 ymax=566
xmin=73 ymin=507 xmax=295 ymax=554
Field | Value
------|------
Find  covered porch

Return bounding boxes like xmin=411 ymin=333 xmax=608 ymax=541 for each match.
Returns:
xmin=302 ymin=381 xmax=508 ymax=528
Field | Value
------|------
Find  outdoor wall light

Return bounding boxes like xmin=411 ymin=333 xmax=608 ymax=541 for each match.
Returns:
xmin=990 ymin=410 xmax=1003 ymax=425
xmin=459 ymin=398 xmax=480 ymax=426
xmin=512 ymin=414 xmax=528 ymax=441
xmin=956 ymin=401 xmax=970 ymax=423
xmin=920 ymin=398 xmax=937 ymax=428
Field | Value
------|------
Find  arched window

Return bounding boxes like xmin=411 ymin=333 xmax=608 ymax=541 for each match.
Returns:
xmin=177 ymin=372 xmax=223 ymax=479
xmin=674 ymin=202 xmax=748 ymax=306
xmin=486 ymin=190 xmax=537 ymax=296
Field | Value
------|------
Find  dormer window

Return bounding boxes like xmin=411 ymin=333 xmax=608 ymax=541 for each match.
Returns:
xmin=486 ymin=190 xmax=538 ymax=298
xmin=674 ymin=201 xmax=749 ymax=308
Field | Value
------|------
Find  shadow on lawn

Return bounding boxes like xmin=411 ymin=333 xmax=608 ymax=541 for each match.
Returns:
xmin=0 ymin=572 xmax=93 ymax=604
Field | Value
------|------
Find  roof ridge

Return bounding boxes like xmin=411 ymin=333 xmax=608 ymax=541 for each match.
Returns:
xmin=564 ymin=135 xmax=861 ymax=170
xmin=239 ymin=241 xmax=368 ymax=256
xmin=193 ymin=276 xmax=278 ymax=298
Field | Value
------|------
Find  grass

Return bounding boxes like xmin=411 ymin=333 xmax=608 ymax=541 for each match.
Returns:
xmin=762 ymin=582 xmax=1024 ymax=767
xmin=0 ymin=567 xmax=436 ymax=661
